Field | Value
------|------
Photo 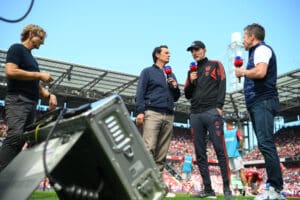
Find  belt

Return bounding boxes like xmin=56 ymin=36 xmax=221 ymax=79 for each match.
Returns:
xmin=147 ymin=107 xmax=174 ymax=115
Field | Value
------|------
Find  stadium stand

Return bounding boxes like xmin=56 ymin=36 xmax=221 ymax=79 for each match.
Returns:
xmin=1 ymin=49 xmax=300 ymax=123
xmin=0 ymin=49 xmax=299 ymax=197
xmin=243 ymin=126 xmax=300 ymax=160
xmin=163 ymin=126 xmax=300 ymax=196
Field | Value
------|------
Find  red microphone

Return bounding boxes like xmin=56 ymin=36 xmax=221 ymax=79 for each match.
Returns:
xmin=189 ymin=62 xmax=198 ymax=72
xmin=234 ymin=56 xmax=243 ymax=83
xmin=164 ymin=65 xmax=172 ymax=78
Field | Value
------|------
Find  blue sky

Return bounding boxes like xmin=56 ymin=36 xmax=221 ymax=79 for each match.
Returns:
xmin=1 ymin=0 xmax=299 ymax=84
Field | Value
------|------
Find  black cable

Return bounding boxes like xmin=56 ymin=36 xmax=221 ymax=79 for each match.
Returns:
xmin=0 ymin=0 xmax=35 ymax=23
xmin=41 ymin=108 xmax=102 ymax=200
xmin=42 ymin=108 xmax=66 ymax=186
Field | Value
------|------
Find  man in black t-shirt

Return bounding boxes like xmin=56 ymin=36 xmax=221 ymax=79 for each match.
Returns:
xmin=0 ymin=24 xmax=57 ymax=172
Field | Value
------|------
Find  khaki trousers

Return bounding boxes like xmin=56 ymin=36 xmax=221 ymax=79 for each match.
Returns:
xmin=143 ymin=110 xmax=174 ymax=172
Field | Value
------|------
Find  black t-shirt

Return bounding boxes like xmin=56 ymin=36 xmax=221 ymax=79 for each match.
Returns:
xmin=6 ymin=44 xmax=40 ymax=101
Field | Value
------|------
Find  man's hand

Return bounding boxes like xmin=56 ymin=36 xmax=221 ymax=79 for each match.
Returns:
xmin=189 ymin=71 xmax=198 ymax=84
xmin=235 ymin=67 xmax=245 ymax=78
xmin=39 ymin=72 xmax=54 ymax=83
xmin=167 ymin=77 xmax=178 ymax=88
xmin=48 ymin=94 xmax=57 ymax=111
xmin=136 ymin=113 xmax=145 ymax=127
xmin=216 ymin=108 xmax=222 ymax=116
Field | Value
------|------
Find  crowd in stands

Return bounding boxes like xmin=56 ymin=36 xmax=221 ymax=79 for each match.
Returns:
xmin=243 ymin=126 xmax=300 ymax=161
xmin=0 ymin=120 xmax=7 ymax=137
xmin=168 ymin=127 xmax=194 ymax=157
xmin=170 ymin=125 xmax=300 ymax=162
xmin=163 ymin=125 xmax=300 ymax=197
xmin=0 ymin=106 xmax=8 ymax=146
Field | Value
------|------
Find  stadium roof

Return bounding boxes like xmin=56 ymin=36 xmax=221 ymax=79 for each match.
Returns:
xmin=0 ymin=49 xmax=299 ymax=123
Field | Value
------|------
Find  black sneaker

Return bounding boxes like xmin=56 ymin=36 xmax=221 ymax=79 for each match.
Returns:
xmin=192 ymin=190 xmax=216 ymax=198
xmin=224 ymin=190 xmax=235 ymax=200
xmin=242 ymin=189 xmax=246 ymax=196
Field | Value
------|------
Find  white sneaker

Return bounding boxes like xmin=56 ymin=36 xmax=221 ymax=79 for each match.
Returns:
xmin=245 ymin=191 xmax=256 ymax=197
xmin=254 ymin=185 xmax=286 ymax=200
xmin=166 ymin=192 xmax=176 ymax=198
xmin=244 ymin=187 xmax=256 ymax=197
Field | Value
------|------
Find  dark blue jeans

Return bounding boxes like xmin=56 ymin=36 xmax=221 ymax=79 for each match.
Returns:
xmin=190 ymin=108 xmax=230 ymax=191
xmin=0 ymin=94 xmax=36 ymax=172
xmin=248 ymin=97 xmax=283 ymax=191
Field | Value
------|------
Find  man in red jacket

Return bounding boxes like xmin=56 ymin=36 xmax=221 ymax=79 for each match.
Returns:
xmin=184 ymin=40 xmax=233 ymax=200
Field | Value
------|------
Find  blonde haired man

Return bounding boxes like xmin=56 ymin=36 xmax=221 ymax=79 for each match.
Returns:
xmin=0 ymin=24 xmax=57 ymax=172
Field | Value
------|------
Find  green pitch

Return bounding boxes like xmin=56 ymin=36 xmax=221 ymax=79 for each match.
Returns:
xmin=29 ymin=191 xmax=59 ymax=200
xmin=29 ymin=191 xmax=300 ymax=200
